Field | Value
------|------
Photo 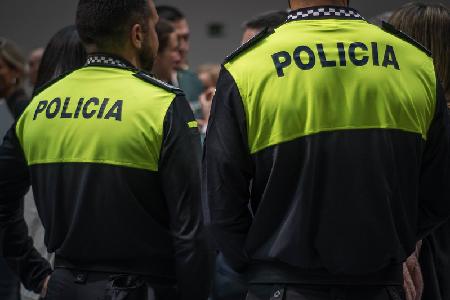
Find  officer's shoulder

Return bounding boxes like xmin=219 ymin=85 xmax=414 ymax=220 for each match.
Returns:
xmin=381 ymin=21 xmax=431 ymax=57
xmin=224 ymin=27 xmax=275 ymax=64
xmin=32 ymin=68 xmax=79 ymax=98
xmin=133 ymin=71 xmax=184 ymax=96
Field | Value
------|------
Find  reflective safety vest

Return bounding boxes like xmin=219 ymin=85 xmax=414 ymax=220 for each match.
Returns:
xmin=1 ymin=55 xmax=209 ymax=297
xmin=205 ymin=6 xmax=450 ymax=281
xmin=225 ymin=13 xmax=436 ymax=155
xmin=19 ymin=64 xmax=178 ymax=171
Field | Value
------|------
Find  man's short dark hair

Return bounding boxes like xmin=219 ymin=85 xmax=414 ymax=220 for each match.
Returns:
xmin=156 ymin=20 xmax=175 ymax=54
xmin=156 ymin=5 xmax=185 ymax=22
xmin=76 ymin=0 xmax=151 ymax=50
xmin=244 ymin=10 xmax=288 ymax=30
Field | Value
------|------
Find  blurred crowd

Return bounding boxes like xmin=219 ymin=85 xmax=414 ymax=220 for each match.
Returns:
xmin=0 ymin=2 xmax=449 ymax=300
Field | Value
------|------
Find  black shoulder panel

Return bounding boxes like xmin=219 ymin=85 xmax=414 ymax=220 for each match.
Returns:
xmin=32 ymin=68 xmax=79 ymax=98
xmin=133 ymin=71 xmax=184 ymax=95
xmin=224 ymin=27 xmax=275 ymax=63
xmin=382 ymin=21 xmax=432 ymax=57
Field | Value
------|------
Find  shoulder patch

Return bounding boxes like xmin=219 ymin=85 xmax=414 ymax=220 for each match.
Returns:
xmin=32 ymin=68 xmax=80 ymax=98
xmin=224 ymin=27 xmax=275 ymax=63
xmin=133 ymin=71 xmax=184 ymax=95
xmin=381 ymin=21 xmax=432 ymax=57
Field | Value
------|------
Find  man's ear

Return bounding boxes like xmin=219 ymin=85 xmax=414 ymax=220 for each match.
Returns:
xmin=130 ymin=23 xmax=144 ymax=49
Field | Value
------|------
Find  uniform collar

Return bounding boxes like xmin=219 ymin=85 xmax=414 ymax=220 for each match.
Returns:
xmin=287 ymin=6 xmax=365 ymax=21
xmin=85 ymin=53 xmax=137 ymax=70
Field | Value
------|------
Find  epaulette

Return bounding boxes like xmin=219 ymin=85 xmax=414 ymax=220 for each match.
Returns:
xmin=32 ymin=68 xmax=79 ymax=98
xmin=224 ymin=26 xmax=275 ymax=63
xmin=133 ymin=71 xmax=184 ymax=95
xmin=381 ymin=21 xmax=432 ymax=57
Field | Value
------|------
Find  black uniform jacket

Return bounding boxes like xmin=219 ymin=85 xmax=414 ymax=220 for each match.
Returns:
xmin=0 ymin=55 xmax=210 ymax=299
xmin=203 ymin=6 xmax=450 ymax=284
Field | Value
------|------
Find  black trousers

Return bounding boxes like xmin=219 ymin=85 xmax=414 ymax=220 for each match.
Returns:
xmin=0 ymin=258 xmax=20 ymax=300
xmin=43 ymin=268 xmax=178 ymax=300
xmin=210 ymin=253 xmax=247 ymax=300
xmin=245 ymin=285 xmax=405 ymax=300
xmin=420 ymin=222 xmax=450 ymax=300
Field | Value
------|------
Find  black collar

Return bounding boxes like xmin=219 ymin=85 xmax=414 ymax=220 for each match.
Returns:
xmin=287 ymin=6 xmax=365 ymax=21
xmin=85 ymin=53 xmax=137 ymax=70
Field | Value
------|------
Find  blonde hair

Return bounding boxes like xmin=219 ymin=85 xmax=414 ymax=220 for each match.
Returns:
xmin=389 ymin=3 xmax=450 ymax=102
xmin=197 ymin=64 xmax=221 ymax=88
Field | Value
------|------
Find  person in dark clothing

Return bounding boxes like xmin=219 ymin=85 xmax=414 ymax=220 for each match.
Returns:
xmin=33 ymin=25 xmax=87 ymax=93
xmin=0 ymin=36 xmax=28 ymax=300
xmin=0 ymin=0 xmax=210 ymax=299
xmin=389 ymin=3 xmax=450 ymax=300
xmin=156 ymin=5 xmax=204 ymax=121
xmin=204 ymin=0 xmax=450 ymax=299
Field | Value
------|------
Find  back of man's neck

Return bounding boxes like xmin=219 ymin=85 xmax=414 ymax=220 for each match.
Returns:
xmin=290 ymin=0 xmax=347 ymax=10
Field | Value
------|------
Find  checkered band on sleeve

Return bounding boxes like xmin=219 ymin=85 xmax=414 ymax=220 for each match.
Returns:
xmin=287 ymin=6 xmax=365 ymax=21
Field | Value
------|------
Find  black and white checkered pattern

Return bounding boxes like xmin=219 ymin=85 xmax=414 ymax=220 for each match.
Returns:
xmin=85 ymin=55 xmax=133 ymax=68
xmin=288 ymin=6 xmax=364 ymax=21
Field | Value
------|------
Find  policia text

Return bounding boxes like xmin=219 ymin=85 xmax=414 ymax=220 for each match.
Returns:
xmin=272 ymin=42 xmax=400 ymax=77
xmin=33 ymin=97 xmax=123 ymax=121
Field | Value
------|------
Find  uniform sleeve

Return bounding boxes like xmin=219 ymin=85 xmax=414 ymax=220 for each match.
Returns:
xmin=159 ymin=95 xmax=211 ymax=300
xmin=203 ymin=67 xmax=254 ymax=272
xmin=417 ymin=80 xmax=450 ymax=239
xmin=0 ymin=126 xmax=52 ymax=293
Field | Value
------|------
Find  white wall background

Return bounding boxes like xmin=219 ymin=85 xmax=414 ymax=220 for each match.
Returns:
xmin=0 ymin=0 xmax=449 ymax=69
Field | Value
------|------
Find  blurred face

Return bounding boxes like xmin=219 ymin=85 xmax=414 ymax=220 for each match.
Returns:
xmin=172 ymin=19 xmax=190 ymax=67
xmin=198 ymin=71 xmax=213 ymax=90
xmin=0 ymin=57 xmax=20 ymax=98
xmin=139 ymin=0 xmax=159 ymax=71
xmin=241 ymin=27 xmax=260 ymax=45
xmin=28 ymin=48 xmax=44 ymax=86
xmin=153 ymin=32 xmax=181 ymax=82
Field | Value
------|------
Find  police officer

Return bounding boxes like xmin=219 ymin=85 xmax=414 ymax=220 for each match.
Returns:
xmin=0 ymin=0 xmax=210 ymax=299
xmin=204 ymin=0 xmax=450 ymax=299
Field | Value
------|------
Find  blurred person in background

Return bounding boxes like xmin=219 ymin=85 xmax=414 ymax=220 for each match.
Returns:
xmin=156 ymin=5 xmax=189 ymax=70
xmin=241 ymin=10 xmax=288 ymax=44
xmin=156 ymin=5 xmax=204 ymax=121
xmin=153 ymin=20 xmax=181 ymax=84
xmin=27 ymin=48 xmax=44 ymax=89
xmin=389 ymin=3 xmax=450 ymax=300
xmin=20 ymin=24 xmax=87 ymax=300
xmin=197 ymin=64 xmax=220 ymax=131
xmin=0 ymin=38 xmax=28 ymax=121
xmin=33 ymin=26 xmax=86 ymax=93
xmin=0 ymin=37 xmax=28 ymax=300
xmin=389 ymin=2 xmax=449 ymax=104
xmin=198 ymin=64 xmax=220 ymax=92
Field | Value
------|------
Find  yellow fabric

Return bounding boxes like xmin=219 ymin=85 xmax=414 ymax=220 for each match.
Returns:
xmin=188 ymin=121 xmax=198 ymax=128
xmin=225 ymin=19 xmax=436 ymax=154
xmin=16 ymin=67 xmax=176 ymax=171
